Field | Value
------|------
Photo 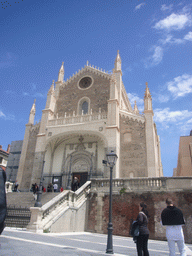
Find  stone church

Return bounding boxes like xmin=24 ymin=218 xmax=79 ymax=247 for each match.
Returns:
xmin=17 ymin=51 xmax=163 ymax=191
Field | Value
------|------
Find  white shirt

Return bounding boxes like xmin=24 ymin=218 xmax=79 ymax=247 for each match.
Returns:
xmin=53 ymin=184 xmax=58 ymax=190
xmin=166 ymin=225 xmax=184 ymax=240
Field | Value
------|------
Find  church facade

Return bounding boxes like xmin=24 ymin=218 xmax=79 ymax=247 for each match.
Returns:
xmin=17 ymin=51 xmax=163 ymax=191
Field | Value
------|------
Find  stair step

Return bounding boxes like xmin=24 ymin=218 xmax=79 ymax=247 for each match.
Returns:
xmin=6 ymin=192 xmax=62 ymax=208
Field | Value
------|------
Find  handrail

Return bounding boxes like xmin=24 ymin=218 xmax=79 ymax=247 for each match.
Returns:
xmin=28 ymin=181 xmax=91 ymax=232
xmin=90 ymin=177 xmax=192 ymax=192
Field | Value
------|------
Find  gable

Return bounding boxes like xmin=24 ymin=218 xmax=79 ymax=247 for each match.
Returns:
xmin=56 ymin=67 xmax=111 ymax=117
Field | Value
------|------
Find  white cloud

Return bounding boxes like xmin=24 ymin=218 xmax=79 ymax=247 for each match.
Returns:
xmin=160 ymin=35 xmax=184 ymax=45
xmin=167 ymin=74 xmax=192 ymax=98
xmin=187 ymin=118 xmax=192 ymax=124
xmin=127 ymin=93 xmax=144 ymax=112
xmin=34 ymin=92 xmax=46 ymax=98
xmin=154 ymin=108 xmax=192 ymax=124
xmin=157 ymin=94 xmax=170 ymax=103
xmin=184 ymin=31 xmax=192 ymax=41
xmin=0 ymin=110 xmax=15 ymax=121
xmin=0 ymin=110 xmax=5 ymax=118
xmin=154 ymin=13 xmax=191 ymax=31
xmin=161 ymin=4 xmax=173 ymax=12
xmin=23 ymin=91 xmax=46 ymax=98
xmin=145 ymin=46 xmax=163 ymax=68
xmin=23 ymin=92 xmax=30 ymax=96
xmin=128 ymin=93 xmax=143 ymax=105
xmin=135 ymin=3 xmax=145 ymax=10
xmin=152 ymin=46 xmax=163 ymax=64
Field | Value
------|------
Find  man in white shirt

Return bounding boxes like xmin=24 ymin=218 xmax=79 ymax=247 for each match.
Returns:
xmin=161 ymin=198 xmax=186 ymax=256
xmin=53 ymin=183 xmax=58 ymax=192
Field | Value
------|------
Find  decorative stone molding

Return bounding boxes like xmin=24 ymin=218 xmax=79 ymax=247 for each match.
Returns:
xmin=120 ymin=111 xmax=145 ymax=124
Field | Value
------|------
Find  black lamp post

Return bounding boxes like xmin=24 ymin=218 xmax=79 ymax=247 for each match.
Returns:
xmin=34 ymin=154 xmax=46 ymax=207
xmin=106 ymin=151 xmax=118 ymax=254
xmin=66 ymin=155 xmax=72 ymax=190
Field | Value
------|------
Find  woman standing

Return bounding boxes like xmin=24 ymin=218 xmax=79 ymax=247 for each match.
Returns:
xmin=136 ymin=202 xmax=150 ymax=256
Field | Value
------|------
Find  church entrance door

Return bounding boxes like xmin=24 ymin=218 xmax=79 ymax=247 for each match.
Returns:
xmin=72 ymin=172 xmax=88 ymax=187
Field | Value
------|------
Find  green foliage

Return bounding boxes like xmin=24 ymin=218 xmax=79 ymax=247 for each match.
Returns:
xmin=43 ymin=228 xmax=50 ymax=233
xmin=120 ymin=188 xmax=126 ymax=195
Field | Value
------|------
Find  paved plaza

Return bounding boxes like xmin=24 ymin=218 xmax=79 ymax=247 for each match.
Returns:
xmin=1 ymin=228 xmax=192 ymax=256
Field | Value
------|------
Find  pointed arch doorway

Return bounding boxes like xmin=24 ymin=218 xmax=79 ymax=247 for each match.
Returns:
xmin=72 ymin=158 xmax=89 ymax=187
xmin=65 ymin=150 xmax=93 ymax=189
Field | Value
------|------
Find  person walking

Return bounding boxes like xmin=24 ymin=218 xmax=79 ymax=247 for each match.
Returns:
xmin=53 ymin=183 xmax=58 ymax=192
xmin=0 ymin=167 xmax=7 ymax=235
xmin=136 ymin=202 xmax=150 ymax=256
xmin=13 ymin=180 xmax=19 ymax=192
xmin=72 ymin=177 xmax=79 ymax=191
xmin=161 ymin=198 xmax=186 ymax=256
xmin=33 ymin=183 xmax=38 ymax=200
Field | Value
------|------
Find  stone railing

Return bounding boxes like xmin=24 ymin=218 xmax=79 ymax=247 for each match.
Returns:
xmin=27 ymin=181 xmax=91 ymax=233
xmin=47 ymin=111 xmax=107 ymax=126
xmin=90 ymin=177 xmax=192 ymax=193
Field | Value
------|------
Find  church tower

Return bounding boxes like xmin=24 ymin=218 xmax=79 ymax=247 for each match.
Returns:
xmin=28 ymin=99 xmax=36 ymax=124
xmin=144 ymin=83 xmax=161 ymax=177
xmin=17 ymin=100 xmax=39 ymax=190
xmin=30 ymin=80 xmax=56 ymax=186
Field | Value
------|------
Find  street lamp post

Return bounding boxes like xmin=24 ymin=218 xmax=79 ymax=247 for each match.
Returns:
xmin=66 ymin=155 xmax=72 ymax=190
xmin=34 ymin=156 xmax=45 ymax=207
xmin=105 ymin=151 xmax=118 ymax=254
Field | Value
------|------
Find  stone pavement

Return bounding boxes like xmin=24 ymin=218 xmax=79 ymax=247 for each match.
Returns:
xmin=1 ymin=228 xmax=192 ymax=256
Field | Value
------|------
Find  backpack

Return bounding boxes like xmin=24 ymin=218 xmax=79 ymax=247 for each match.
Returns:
xmin=130 ymin=220 xmax=139 ymax=242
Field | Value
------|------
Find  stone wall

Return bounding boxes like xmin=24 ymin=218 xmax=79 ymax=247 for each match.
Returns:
xmin=87 ymin=190 xmax=192 ymax=244
xmin=57 ymin=70 xmax=110 ymax=117
xmin=120 ymin=115 xmax=147 ymax=177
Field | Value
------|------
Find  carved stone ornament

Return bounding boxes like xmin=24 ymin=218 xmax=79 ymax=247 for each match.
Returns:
xmin=75 ymin=135 xmax=86 ymax=151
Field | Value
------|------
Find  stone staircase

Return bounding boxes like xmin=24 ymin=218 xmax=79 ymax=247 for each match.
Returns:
xmin=28 ymin=181 xmax=91 ymax=233
xmin=6 ymin=192 xmax=60 ymax=208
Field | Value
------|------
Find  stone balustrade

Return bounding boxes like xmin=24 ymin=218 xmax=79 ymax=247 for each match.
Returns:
xmin=90 ymin=177 xmax=192 ymax=193
xmin=47 ymin=112 xmax=107 ymax=126
xmin=27 ymin=181 xmax=91 ymax=233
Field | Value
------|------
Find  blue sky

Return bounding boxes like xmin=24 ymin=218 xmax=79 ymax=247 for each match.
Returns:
xmin=1 ymin=0 xmax=192 ymax=177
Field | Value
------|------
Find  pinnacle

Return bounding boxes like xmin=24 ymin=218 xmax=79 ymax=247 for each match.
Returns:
xmin=144 ymin=83 xmax=151 ymax=98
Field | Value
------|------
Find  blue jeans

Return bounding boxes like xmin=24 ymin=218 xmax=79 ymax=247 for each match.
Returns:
xmin=167 ymin=239 xmax=186 ymax=256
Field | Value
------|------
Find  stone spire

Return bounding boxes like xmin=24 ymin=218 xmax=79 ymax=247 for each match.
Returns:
xmin=134 ymin=100 xmax=139 ymax=114
xmin=28 ymin=99 xmax=36 ymax=124
xmin=48 ymin=80 xmax=55 ymax=95
xmin=144 ymin=82 xmax=152 ymax=98
xmin=144 ymin=82 xmax=153 ymax=113
xmin=114 ymin=50 xmax=122 ymax=72
xmin=58 ymin=62 xmax=64 ymax=82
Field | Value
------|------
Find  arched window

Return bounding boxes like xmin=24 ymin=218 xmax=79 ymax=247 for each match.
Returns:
xmin=78 ymin=97 xmax=90 ymax=115
xmin=82 ymin=101 xmax=88 ymax=114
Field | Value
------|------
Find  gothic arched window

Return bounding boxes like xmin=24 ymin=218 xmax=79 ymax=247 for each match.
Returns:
xmin=82 ymin=101 xmax=88 ymax=114
xmin=78 ymin=97 xmax=90 ymax=115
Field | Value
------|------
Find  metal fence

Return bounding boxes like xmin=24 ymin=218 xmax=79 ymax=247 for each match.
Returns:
xmin=5 ymin=206 xmax=31 ymax=228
